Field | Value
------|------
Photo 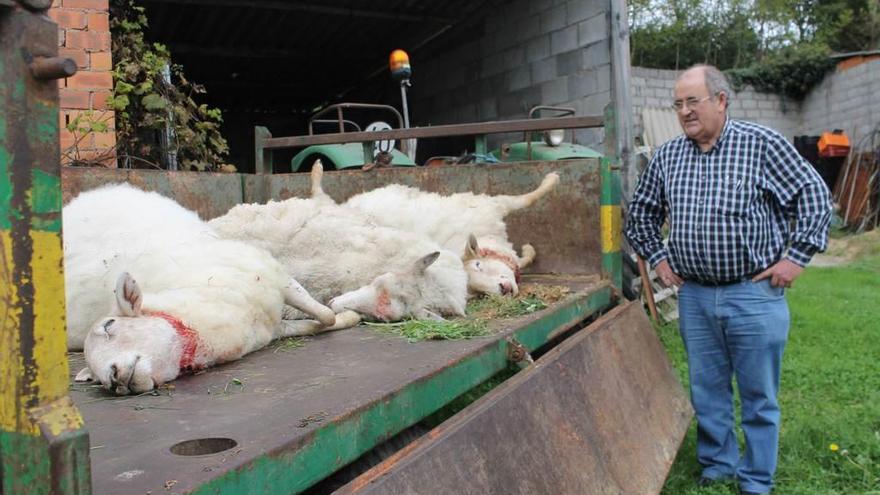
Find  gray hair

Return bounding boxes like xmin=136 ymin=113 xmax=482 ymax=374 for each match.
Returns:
xmin=686 ymin=64 xmax=732 ymax=105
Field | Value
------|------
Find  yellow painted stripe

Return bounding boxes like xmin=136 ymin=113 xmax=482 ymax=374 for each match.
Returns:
xmin=0 ymin=229 xmax=26 ymax=433
xmin=601 ymin=205 xmax=621 ymax=253
xmin=30 ymin=229 xmax=70 ymax=403
xmin=0 ymin=230 xmax=71 ymax=434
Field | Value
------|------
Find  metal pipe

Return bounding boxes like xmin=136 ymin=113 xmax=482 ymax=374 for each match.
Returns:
xmin=29 ymin=56 xmax=76 ymax=80
xmin=400 ymin=79 xmax=413 ymax=158
xmin=264 ymin=115 xmax=605 ymax=150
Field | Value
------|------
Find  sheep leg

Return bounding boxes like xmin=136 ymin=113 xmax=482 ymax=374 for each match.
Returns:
xmin=498 ymin=172 xmax=560 ymax=214
xmin=518 ymin=244 xmax=537 ymax=269
xmin=282 ymin=278 xmax=337 ymax=326
xmin=279 ymin=310 xmax=362 ymax=336
xmin=309 ymin=160 xmax=335 ymax=205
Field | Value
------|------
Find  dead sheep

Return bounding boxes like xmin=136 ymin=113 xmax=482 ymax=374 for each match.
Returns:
xmin=64 ymin=183 xmax=341 ymax=395
xmin=342 ymin=172 xmax=560 ymax=296
xmin=209 ymin=163 xmax=469 ymax=322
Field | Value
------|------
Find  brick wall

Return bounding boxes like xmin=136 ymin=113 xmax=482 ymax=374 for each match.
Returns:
xmin=50 ymin=0 xmax=116 ymax=166
xmin=800 ymin=57 xmax=880 ymax=140
xmin=632 ymin=59 xmax=880 ymax=143
xmin=411 ymin=0 xmax=613 ymax=150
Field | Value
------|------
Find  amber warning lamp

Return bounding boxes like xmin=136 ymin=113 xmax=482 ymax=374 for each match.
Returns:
xmin=389 ymin=49 xmax=415 ymax=160
xmin=389 ymin=49 xmax=412 ymax=80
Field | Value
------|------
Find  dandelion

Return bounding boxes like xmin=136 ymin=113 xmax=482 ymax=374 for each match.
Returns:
xmin=829 ymin=443 xmax=840 ymax=452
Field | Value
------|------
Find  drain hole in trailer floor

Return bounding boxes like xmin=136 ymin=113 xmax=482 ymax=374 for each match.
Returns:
xmin=170 ymin=437 xmax=238 ymax=456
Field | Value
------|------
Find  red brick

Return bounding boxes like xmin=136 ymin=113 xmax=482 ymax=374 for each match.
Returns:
xmin=59 ymin=88 xmax=90 ymax=109
xmin=58 ymin=129 xmax=75 ymax=157
xmin=65 ymin=30 xmax=110 ymax=51
xmin=49 ymin=9 xmax=87 ymax=29
xmin=91 ymin=90 xmax=111 ymax=109
xmin=87 ymin=12 xmax=109 ymax=32
xmin=59 ymin=47 xmax=89 ymax=69
xmin=62 ymin=0 xmax=108 ymax=10
xmin=93 ymin=130 xmax=117 ymax=149
xmin=89 ymin=51 xmax=112 ymax=71
xmin=67 ymin=70 xmax=112 ymax=90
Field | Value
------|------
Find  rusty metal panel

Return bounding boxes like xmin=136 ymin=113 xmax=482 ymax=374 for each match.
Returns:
xmin=337 ymin=302 xmax=693 ymax=495
xmin=244 ymin=160 xmax=603 ymax=275
xmin=61 ymin=167 xmax=244 ymax=220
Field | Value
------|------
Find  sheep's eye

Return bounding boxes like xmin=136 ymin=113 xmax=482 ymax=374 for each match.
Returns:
xmin=474 ymin=261 xmax=482 ymax=270
xmin=102 ymin=319 xmax=115 ymax=336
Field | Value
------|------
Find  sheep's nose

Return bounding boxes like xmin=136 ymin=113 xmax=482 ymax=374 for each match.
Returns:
xmin=499 ymin=282 xmax=513 ymax=295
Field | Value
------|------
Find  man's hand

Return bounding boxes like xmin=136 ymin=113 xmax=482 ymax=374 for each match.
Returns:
xmin=655 ymin=259 xmax=684 ymax=287
xmin=752 ymin=259 xmax=803 ymax=288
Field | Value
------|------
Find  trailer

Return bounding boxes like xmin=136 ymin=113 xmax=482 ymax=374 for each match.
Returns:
xmin=1 ymin=3 xmax=691 ymax=494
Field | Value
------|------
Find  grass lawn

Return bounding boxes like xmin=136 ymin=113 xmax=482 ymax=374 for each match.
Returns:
xmin=660 ymin=253 xmax=880 ymax=494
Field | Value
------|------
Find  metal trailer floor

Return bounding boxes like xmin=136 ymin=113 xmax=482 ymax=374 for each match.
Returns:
xmin=69 ymin=275 xmax=611 ymax=495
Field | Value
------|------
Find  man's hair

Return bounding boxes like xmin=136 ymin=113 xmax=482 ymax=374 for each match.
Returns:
xmin=685 ymin=64 xmax=732 ymax=105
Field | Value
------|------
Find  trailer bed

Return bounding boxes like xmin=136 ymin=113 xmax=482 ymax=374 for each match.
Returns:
xmin=69 ymin=275 xmax=611 ymax=495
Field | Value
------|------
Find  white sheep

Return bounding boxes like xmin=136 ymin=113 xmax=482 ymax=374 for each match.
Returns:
xmin=341 ymin=172 xmax=560 ymax=296
xmin=209 ymin=163 xmax=469 ymax=322
xmin=64 ymin=183 xmax=341 ymax=395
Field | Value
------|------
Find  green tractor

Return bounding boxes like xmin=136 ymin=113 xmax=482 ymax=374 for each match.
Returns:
xmin=289 ymin=103 xmax=417 ymax=172
xmin=491 ymin=106 xmax=603 ymax=162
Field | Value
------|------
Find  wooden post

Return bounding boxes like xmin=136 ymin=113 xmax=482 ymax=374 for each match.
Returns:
xmin=636 ymin=256 xmax=660 ymax=321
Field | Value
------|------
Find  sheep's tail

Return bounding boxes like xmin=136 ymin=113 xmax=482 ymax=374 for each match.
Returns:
xmin=497 ymin=172 xmax=560 ymax=214
xmin=282 ymin=277 xmax=336 ymax=326
xmin=279 ymin=310 xmax=362 ymax=336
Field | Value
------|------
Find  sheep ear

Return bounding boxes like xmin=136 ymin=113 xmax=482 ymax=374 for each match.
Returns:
xmin=412 ymin=252 xmax=440 ymax=274
xmin=115 ymin=272 xmax=143 ymax=317
xmin=416 ymin=308 xmax=446 ymax=321
xmin=463 ymin=234 xmax=480 ymax=261
xmin=75 ymin=367 xmax=94 ymax=382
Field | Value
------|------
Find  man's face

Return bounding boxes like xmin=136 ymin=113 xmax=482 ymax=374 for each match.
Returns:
xmin=673 ymin=69 xmax=727 ymax=146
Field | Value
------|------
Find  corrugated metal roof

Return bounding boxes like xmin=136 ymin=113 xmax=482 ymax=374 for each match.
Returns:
xmin=640 ymin=106 xmax=681 ymax=152
xmin=139 ymin=0 xmax=496 ymax=113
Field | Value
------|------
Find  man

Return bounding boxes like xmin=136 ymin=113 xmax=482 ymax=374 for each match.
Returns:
xmin=625 ymin=65 xmax=831 ymax=494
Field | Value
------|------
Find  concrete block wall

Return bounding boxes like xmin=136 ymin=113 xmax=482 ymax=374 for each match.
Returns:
xmin=411 ymin=0 xmax=613 ymax=149
xmin=631 ymin=66 xmax=801 ymax=141
xmin=50 ymin=0 xmax=116 ymax=166
xmin=801 ymin=57 xmax=880 ymax=141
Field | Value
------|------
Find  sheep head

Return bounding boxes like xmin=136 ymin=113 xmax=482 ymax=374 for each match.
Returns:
xmin=328 ymin=252 xmax=452 ymax=322
xmin=462 ymin=234 xmax=519 ymax=296
xmin=76 ymin=272 xmax=188 ymax=395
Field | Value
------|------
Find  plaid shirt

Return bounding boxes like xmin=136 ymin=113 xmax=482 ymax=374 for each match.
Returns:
xmin=625 ymin=118 xmax=832 ymax=283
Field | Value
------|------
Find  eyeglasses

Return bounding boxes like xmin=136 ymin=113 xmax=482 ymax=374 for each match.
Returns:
xmin=671 ymin=95 xmax=712 ymax=111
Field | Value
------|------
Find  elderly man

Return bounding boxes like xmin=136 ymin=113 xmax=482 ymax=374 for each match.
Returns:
xmin=625 ymin=64 xmax=831 ymax=494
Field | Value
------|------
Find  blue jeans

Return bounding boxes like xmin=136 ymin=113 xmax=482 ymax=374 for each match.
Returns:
xmin=678 ymin=279 xmax=790 ymax=494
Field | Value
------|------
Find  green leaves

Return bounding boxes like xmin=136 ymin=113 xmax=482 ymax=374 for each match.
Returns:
xmin=140 ymin=93 xmax=166 ymax=110
xmin=107 ymin=0 xmax=230 ymax=171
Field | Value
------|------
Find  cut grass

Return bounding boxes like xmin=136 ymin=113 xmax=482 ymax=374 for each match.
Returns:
xmin=366 ymin=318 xmax=490 ymax=342
xmin=661 ymin=253 xmax=880 ymax=494
xmin=366 ymin=284 xmax=569 ymax=342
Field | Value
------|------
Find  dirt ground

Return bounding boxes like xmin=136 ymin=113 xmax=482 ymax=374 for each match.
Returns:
xmin=811 ymin=229 xmax=880 ymax=267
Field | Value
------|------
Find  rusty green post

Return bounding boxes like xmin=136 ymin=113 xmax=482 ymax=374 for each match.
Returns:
xmin=1 ymin=2 xmax=91 ymax=494
xmin=601 ymin=104 xmax=622 ymax=293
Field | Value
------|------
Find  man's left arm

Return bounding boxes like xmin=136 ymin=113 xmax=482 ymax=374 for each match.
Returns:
xmin=755 ymin=134 xmax=833 ymax=287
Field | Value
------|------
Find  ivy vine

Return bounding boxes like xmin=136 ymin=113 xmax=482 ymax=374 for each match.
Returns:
xmin=104 ymin=0 xmax=232 ymax=171
xmin=725 ymin=44 xmax=837 ymax=101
